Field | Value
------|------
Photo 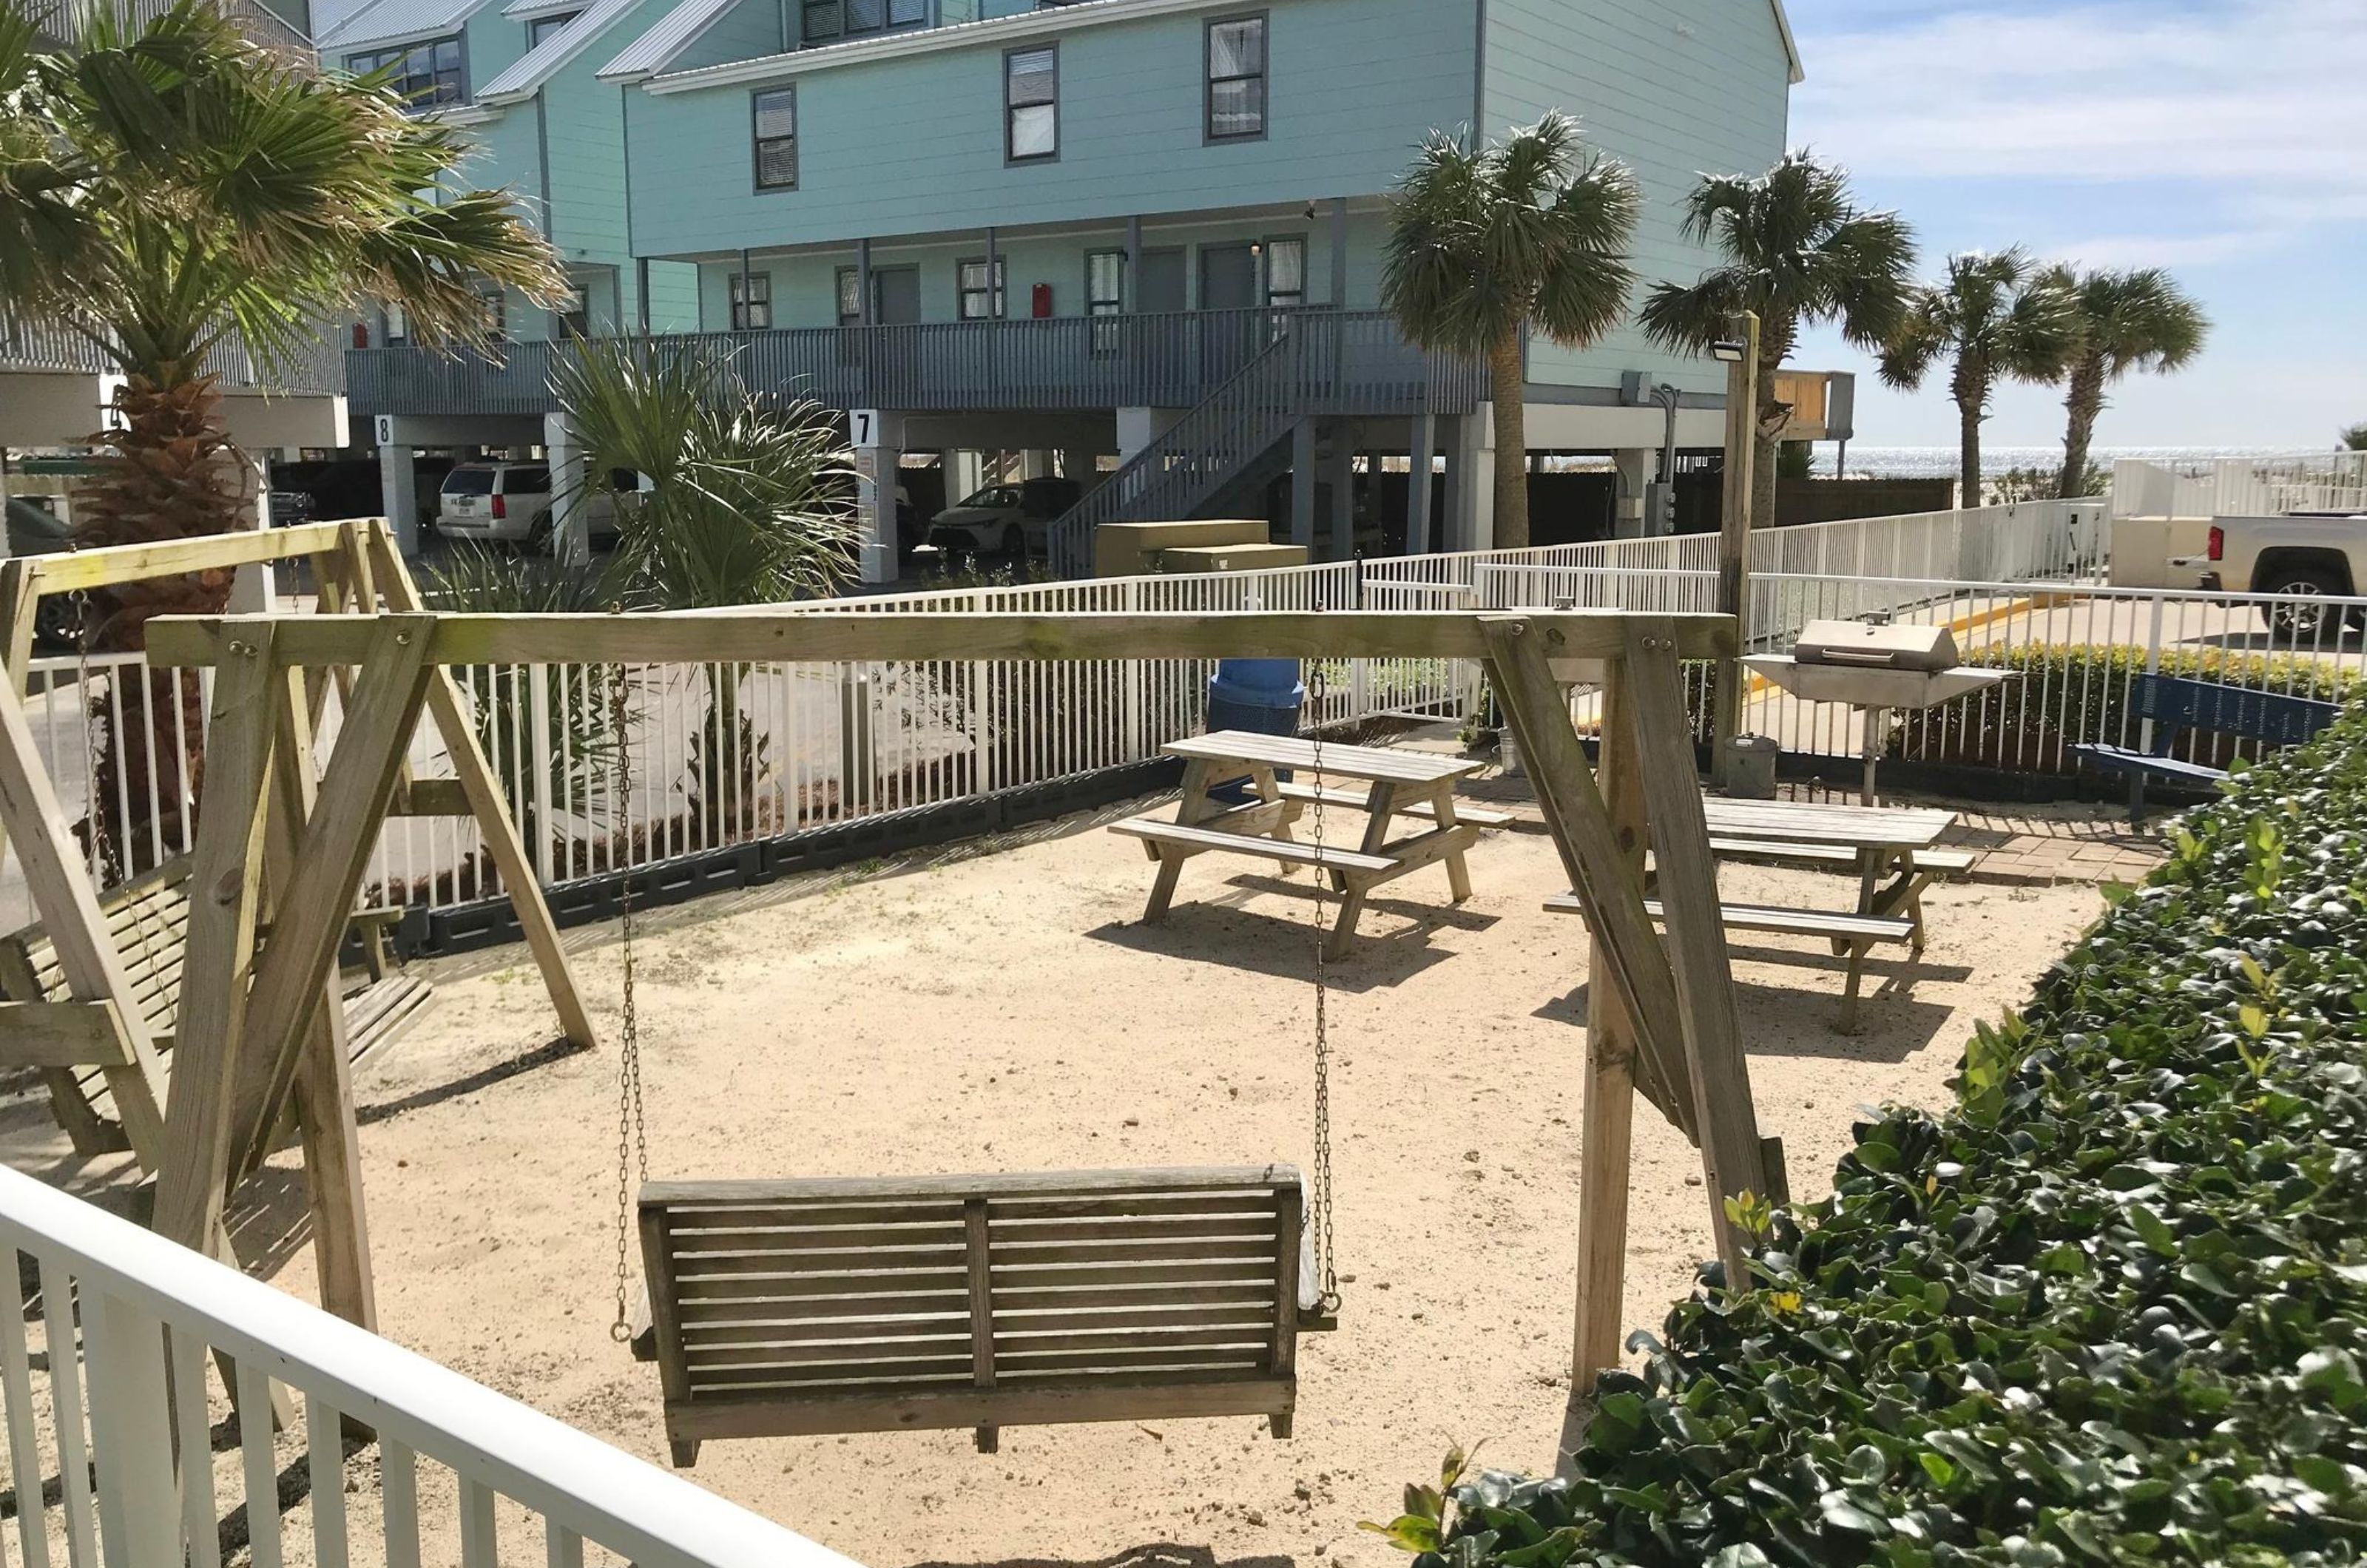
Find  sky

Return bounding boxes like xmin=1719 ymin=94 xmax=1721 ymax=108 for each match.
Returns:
xmin=1780 ymin=0 xmax=2366 ymax=451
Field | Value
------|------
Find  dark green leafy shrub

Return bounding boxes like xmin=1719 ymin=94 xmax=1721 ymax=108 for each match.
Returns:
xmin=1889 ymin=642 xmax=2360 ymax=775
xmin=1380 ymin=695 xmax=2367 ymax=1565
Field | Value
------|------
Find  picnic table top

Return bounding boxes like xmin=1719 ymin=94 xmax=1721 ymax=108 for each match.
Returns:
xmin=1701 ymin=797 xmax=1956 ymax=850
xmin=1169 ymin=731 xmax=1485 ymax=785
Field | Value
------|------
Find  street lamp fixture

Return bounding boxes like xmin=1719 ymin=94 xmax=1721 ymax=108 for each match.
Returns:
xmin=1709 ymin=339 xmax=1747 ymax=364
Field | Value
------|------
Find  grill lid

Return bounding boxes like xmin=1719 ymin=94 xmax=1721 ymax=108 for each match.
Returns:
xmin=1792 ymin=618 xmax=1960 ymax=672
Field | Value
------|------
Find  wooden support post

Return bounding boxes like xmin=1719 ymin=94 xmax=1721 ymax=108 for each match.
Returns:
xmin=1622 ymin=619 xmax=1768 ymax=1285
xmin=152 ymin=626 xmax=280 ymax=1257
xmin=1477 ymin=618 xmax=1696 ymax=1140
xmin=260 ymin=660 xmax=377 ymax=1334
xmin=227 ymin=616 xmax=436 ymax=1176
xmin=367 ymin=528 xmax=598 ymax=1050
xmin=1571 ymin=661 xmax=1643 ymax=1397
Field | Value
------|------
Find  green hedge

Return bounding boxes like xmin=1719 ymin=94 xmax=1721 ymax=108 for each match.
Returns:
xmin=1374 ymin=695 xmax=2367 ymax=1565
xmin=1887 ymin=643 xmax=2360 ymax=774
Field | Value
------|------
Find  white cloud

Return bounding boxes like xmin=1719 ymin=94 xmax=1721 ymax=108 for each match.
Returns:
xmin=1796 ymin=1 xmax=2367 ymax=197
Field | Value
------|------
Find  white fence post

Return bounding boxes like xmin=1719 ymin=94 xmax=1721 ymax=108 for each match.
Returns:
xmin=527 ymin=665 xmax=556 ymax=888
xmin=81 ymin=1288 xmax=180 ymax=1568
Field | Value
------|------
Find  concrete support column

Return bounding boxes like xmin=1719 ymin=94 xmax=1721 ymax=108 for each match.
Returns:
xmin=1407 ymin=409 xmax=1437 ymax=554
xmin=229 ymin=452 xmax=277 ymax=613
xmin=1116 ymin=407 xmax=1184 ymax=464
xmin=544 ymin=411 xmax=589 ymax=565
xmin=853 ymin=410 xmax=905 ymax=584
xmin=377 ymin=425 xmax=419 ymax=557
xmin=1325 ymin=422 xmax=1354 ymax=562
xmin=947 ymin=449 xmax=983 ymax=501
xmin=1290 ymin=418 xmax=1317 ymax=550
xmin=1613 ymin=447 xmax=1652 ymax=538
xmin=1020 ymin=450 xmax=1055 ymax=480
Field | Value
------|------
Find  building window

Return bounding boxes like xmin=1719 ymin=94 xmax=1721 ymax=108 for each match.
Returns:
xmin=730 ymin=271 xmax=772 ymax=330
xmin=527 ymin=10 xmax=578 ymax=46
xmin=347 ymin=35 xmax=467 ymax=109
xmin=382 ymin=303 xmax=410 ymax=344
xmin=479 ymin=287 xmax=507 ymax=339
xmin=556 ymin=285 xmax=590 ymax=337
xmin=802 ymin=0 xmax=925 ymax=44
xmin=1086 ymin=250 xmax=1126 ymax=317
xmin=1004 ymin=45 xmax=1057 ymax=162
xmin=957 ymin=257 xmax=1006 ymax=320
xmin=752 ymin=87 xmax=797 ymax=191
xmin=1206 ymin=14 xmax=1265 ymax=141
xmin=1265 ymin=236 xmax=1305 ymax=310
xmin=837 ymin=267 xmax=863 ymax=326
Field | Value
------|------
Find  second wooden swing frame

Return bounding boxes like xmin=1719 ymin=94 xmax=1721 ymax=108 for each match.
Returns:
xmin=141 ymin=600 xmax=1772 ymax=1411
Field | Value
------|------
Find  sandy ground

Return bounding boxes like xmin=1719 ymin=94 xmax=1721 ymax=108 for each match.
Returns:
xmin=11 ymin=779 xmax=2110 ymax=1568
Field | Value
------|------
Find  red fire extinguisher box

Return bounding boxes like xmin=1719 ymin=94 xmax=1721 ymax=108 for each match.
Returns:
xmin=1031 ymin=283 xmax=1053 ymax=319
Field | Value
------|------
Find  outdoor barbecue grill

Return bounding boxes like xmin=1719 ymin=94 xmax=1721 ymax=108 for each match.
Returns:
xmin=1743 ymin=616 xmax=2010 ymax=803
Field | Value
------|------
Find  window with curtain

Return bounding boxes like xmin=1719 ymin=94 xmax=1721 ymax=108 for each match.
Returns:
xmin=345 ymin=36 xmax=467 ymax=109
xmin=1265 ymin=236 xmax=1306 ymax=309
xmin=1206 ymin=15 xmax=1266 ymax=140
xmin=1087 ymin=249 xmax=1126 ymax=354
xmin=752 ymin=87 xmax=797 ymax=190
xmin=837 ymin=268 xmax=864 ymax=325
xmin=730 ymin=273 xmax=772 ymax=330
xmin=958 ymin=257 xmax=1007 ymax=320
xmin=1005 ymin=45 xmax=1057 ymax=161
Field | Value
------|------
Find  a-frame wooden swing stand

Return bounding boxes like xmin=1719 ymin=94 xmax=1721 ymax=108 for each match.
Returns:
xmin=136 ymin=598 xmax=1775 ymax=1430
xmin=0 ymin=520 xmax=594 ymax=1376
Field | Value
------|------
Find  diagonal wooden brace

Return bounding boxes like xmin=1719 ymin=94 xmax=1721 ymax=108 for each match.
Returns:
xmin=1479 ymin=617 xmax=1698 ymax=1142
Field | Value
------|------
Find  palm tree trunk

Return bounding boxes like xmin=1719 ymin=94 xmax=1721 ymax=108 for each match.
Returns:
xmin=73 ymin=373 xmax=247 ymax=874
xmin=1488 ymin=335 xmax=1530 ymax=551
xmin=2059 ymin=356 xmax=2105 ymax=499
xmin=1951 ymin=362 xmax=1987 ymax=510
xmin=1751 ymin=336 xmax=1789 ymax=531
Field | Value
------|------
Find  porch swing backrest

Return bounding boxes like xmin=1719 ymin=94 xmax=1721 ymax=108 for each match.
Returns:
xmin=635 ymin=1165 xmax=1306 ymax=1463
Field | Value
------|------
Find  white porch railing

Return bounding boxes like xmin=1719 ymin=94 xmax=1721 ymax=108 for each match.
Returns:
xmin=0 ymin=1164 xmax=859 ymax=1568
xmin=2112 ymin=452 xmax=2367 ymax=519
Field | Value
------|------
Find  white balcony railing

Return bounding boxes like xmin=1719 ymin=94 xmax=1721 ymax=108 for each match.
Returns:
xmin=0 ymin=1163 xmax=862 ymax=1568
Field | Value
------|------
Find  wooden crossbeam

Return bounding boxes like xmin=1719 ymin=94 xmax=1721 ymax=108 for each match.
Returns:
xmin=0 ymin=1000 xmax=140 ymax=1069
xmin=143 ymin=609 xmax=1739 ymax=670
xmin=14 ymin=521 xmax=354 ymax=597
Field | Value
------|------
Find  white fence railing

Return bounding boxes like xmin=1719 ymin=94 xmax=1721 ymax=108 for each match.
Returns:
xmin=0 ymin=1163 xmax=857 ymax=1568
xmin=2112 ymin=453 xmax=2367 ymax=519
xmin=0 ymin=499 xmax=2112 ymax=927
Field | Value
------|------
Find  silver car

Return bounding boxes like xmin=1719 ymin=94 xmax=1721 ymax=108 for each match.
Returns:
xmin=436 ymin=462 xmax=617 ymax=550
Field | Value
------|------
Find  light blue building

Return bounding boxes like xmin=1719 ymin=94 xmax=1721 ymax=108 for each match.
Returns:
xmin=341 ymin=0 xmax=1801 ymax=575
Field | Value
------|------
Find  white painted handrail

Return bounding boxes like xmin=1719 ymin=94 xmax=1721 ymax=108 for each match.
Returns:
xmin=0 ymin=1164 xmax=862 ymax=1568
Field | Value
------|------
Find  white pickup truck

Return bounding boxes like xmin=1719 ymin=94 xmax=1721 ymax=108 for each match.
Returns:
xmin=2175 ymin=513 xmax=2367 ymax=638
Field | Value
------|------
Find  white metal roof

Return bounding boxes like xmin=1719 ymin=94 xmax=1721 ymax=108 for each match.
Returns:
xmin=477 ymin=0 xmax=649 ymax=99
xmin=316 ymin=0 xmax=486 ymax=52
xmin=595 ymin=0 xmax=737 ymax=79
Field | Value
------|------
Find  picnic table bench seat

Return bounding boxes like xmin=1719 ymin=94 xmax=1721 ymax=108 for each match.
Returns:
xmin=0 ymin=856 xmax=434 ymax=1155
xmin=2074 ymin=675 xmax=2342 ymax=826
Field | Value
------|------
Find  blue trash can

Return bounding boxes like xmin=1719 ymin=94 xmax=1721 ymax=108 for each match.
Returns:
xmin=1204 ymin=659 xmax=1306 ymax=803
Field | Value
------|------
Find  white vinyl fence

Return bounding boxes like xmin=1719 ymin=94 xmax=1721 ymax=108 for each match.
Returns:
xmin=0 ymin=498 xmax=2125 ymax=930
xmin=2113 ymin=452 xmax=2367 ymax=520
xmin=0 ymin=1163 xmax=854 ymax=1568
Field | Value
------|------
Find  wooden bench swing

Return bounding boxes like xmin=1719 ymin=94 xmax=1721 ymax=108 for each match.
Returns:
xmin=138 ymin=601 xmax=1776 ymax=1460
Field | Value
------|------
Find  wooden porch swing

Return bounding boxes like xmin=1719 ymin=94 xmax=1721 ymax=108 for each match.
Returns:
xmin=131 ymin=598 xmax=1775 ymax=1450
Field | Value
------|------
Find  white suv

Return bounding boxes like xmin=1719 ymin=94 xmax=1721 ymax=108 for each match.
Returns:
xmin=437 ymin=462 xmax=618 ymax=550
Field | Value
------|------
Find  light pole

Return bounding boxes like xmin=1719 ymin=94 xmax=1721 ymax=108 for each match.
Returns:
xmin=1710 ymin=314 xmax=1760 ymax=783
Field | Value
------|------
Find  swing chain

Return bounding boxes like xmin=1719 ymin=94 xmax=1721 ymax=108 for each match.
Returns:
xmin=610 ymin=665 xmax=646 ymax=1343
xmin=1306 ymin=664 xmax=1340 ymax=1316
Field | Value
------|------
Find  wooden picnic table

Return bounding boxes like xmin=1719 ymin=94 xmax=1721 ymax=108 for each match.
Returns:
xmin=1551 ymin=796 xmax=1971 ymax=1032
xmin=1111 ymin=731 xmax=1504 ymax=957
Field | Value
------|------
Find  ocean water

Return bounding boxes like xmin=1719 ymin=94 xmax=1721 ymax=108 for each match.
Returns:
xmin=1824 ymin=445 xmax=2292 ymax=481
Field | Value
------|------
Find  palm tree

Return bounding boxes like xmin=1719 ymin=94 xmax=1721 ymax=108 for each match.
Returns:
xmin=2340 ymin=424 xmax=2366 ymax=453
xmin=1880 ymin=250 xmax=2079 ymax=508
xmin=1638 ymin=152 xmax=1916 ymax=531
xmin=0 ymin=0 xmax=562 ymax=643
xmin=1382 ymin=111 xmax=1638 ymax=551
xmin=553 ymin=339 xmax=857 ymax=831
xmin=2047 ymin=266 xmax=2208 ymax=499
